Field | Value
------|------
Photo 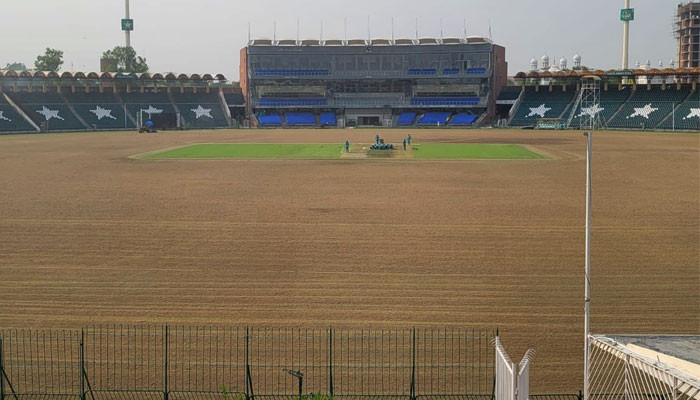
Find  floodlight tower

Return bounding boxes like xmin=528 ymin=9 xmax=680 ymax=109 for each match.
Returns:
xmin=122 ymin=0 xmax=134 ymax=48
xmin=621 ymin=0 xmax=634 ymax=69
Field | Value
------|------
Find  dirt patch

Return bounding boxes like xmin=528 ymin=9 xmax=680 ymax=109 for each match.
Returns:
xmin=0 ymin=128 xmax=697 ymax=392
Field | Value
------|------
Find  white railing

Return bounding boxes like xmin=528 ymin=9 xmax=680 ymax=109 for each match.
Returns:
xmin=588 ymin=335 xmax=700 ymax=400
xmin=495 ymin=337 xmax=535 ymax=400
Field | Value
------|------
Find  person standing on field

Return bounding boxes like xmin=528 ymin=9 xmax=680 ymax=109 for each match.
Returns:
xmin=403 ymin=138 xmax=407 ymax=151
xmin=407 ymin=134 xmax=412 ymax=145
xmin=375 ymin=134 xmax=380 ymax=145
xmin=345 ymin=140 xmax=350 ymax=152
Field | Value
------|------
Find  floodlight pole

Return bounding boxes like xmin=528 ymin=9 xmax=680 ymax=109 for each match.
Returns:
xmin=621 ymin=0 xmax=630 ymax=69
xmin=125 ymin=0 xmax=131 ymax=48
xmin=584 ymin=131 xmax=592 ymax=400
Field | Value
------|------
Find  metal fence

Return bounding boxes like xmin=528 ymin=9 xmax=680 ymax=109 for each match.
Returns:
xmin=0 ymin=326 xmax=498 ymax=400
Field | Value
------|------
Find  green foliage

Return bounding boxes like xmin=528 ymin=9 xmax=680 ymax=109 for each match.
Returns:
xmin=101 ymin=46 xmax=149 ymax=73
xmin=34 ymin=48 xmax=64 ymax=72
xmin=4 ymin=62 xmax=27 ymax=71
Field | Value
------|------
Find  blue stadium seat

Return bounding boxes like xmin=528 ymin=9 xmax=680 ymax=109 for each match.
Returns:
xmin=397 ymin=112 xmax=417 ymax=126
xmin=467 ymin=68 xmax=487 ymax=74
xmin=418 ymin=112 xmax=452 ymax=125
xmin=449 ymin=113 xmax=479 ymax=126
xmin=285 ymin=112 xmax=316 ymax=125
xmin=258 ymin=114 xmax=283 ymax=126
xmin=411 ymin=97 xmax=480 ymax=106
xmin=320 ymin=112 xmax=337 ymax=126
xmin=442 ymin=68 xmax=460 ymax=75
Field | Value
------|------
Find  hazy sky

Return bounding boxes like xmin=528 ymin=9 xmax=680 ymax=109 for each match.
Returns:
xmin=0 ymin=0 xmax=679 ymax=80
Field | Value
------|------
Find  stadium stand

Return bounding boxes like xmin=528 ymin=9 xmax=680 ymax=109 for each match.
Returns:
xmin=63 ymin=91 xmax=130 ymax=130
xmin=224 ymin=92 xmax=245 ymax=105
xmin=567 ymin=88 xmax=632 ymax=128
xmin=418 ymin=112 xmax=452 ymax=125
xmin=449 ymin=113 xmax=479 ymax=126
xmin=411 ymin=97 xmax=480 ymax=106
xmin=397 ymin=112 xmax=417 ymax=126
xmin=0 ymin=94 xmax=36 ymax=132
xmin=408 ymin=69 xmax=437 ymax=76
xmin=254 ymin=69 xmax=329 ymax=76
xmin=509 ymin=87 xmax=576 ymax=127
xmin=497 ymin=86 xmax=522 ymax=101
xmin=319 ymin=112 xmax=337 ymax=126
xmin=171 ymin=92 xmax=229 ymax=128
xmin=7 ymin=91 xmax=86 ymax=131
xmin=120 ymin=92 xmax=176 ymax=127
xmin=259 ymin=98 xmax=327 ymax=106
xmin=257 ymin=114 xmax=283 ymax=126
xmin=285 ymin=112 xmax=316 ymax=126
xmin=657 ymin=90 xmax=699 ymax=130
xmin=607 ymin=87 xmax=691 ymax=130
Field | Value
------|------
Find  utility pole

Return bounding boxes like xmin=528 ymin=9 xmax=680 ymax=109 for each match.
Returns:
xmin=583 ymin=131 xmax=592 ymax=400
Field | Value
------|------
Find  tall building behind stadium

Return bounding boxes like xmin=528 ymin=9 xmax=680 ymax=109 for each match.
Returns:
xmin=239 ymin=37 xmax=507 ymax=127
xmin=677 ymin=2 xmax=700 ymax=69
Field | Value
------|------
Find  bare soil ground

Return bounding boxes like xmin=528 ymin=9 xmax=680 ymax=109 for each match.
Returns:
xmin=0 ymin=128 xmax=697 ymax=392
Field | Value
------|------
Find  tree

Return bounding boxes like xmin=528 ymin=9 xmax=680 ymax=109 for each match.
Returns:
xmin=4 ymin=62 xmax=27 ymax=71
xmin=34 ymin=48 xmax=64 ymax=71
xmin=101 ymin=46 xmax=148 ymax=73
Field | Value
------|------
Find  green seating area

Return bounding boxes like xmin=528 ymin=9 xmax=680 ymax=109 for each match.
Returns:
xmin=568 ymin=88 xmax=632 ymax=128
xmin=509 ymin=87 xmax=576 ymax=127
xmin=607 ymin=88 xmax=691 ymax=129
xmin=7 ymin=92 xmax=85 ymax=131
xmin=0 ymin=97 xmax=36 ymax=132
xmin=657 ymin=91 xmax=700 ymax=131
xmin=64 ymin=92 xmax=131 ymax=130
xmin=171 ymin=92 xmax=229 ymax=128
xmin=121 ymin=92 xmax=176 ymax=127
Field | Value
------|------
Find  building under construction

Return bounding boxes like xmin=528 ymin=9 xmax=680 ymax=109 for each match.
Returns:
xmin=677 ymin=2 xmax=700 ymax=68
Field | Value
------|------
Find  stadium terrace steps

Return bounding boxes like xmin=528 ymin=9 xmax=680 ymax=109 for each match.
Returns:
xmin=8 ymin=92 xmax=87 ymax=131
xmin=397 ymin=112 xmax=417 ymax=126
xmin=171 ymin=92 xmax=229 ymax=128
xmin=567 ymin=88 xmax=632 ymax=128
xmin=449 ymin=113 xmax=479 ymax=126
xmin=0 ymin=93 xmax=39 ymax=133
xmin=657 ymin=90 xmax=699 ymax=130
xmin=64 ymin=92 xmax=132 ymax=130
xmin=319 ymin=112 xmax=337 ymax=126
xmin=285 ymin=112 xmax=316 ymax=126
xmin=120 ymin=92 xmax=177 ymax=127
xmin=508 ymin=87 xmax=576 ymax=127
xmin=257 ymin=114 xmax=283 ymax=126
xmin=417 ymin=112 xmax=452 ymax=125
xmin=607 ymin=88 xmax=691 ymax=129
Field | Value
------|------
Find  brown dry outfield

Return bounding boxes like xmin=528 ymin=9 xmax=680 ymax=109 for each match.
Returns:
xmin=0 ymin=129 xmax=698 ymax=392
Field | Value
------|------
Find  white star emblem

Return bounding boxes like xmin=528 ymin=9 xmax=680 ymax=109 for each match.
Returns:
xmin=90 ymin=106 xmax=117 ymax=120
xmin=627 ymin=104 xmax=659 ymax=119
xmin=36 ymin=106 xmax=64 ymax=121
xmin=191 ymin=105 xmax=213 ymax=119
xmin=0 ymin=111 xmax=11 ymax=122
xmin=683 ymin=108 xmax=700 ymax=120
xmin=141 ymin=105 xmax=163 ymax=118
xmin=124 ymin=21 xmax=132 ymax=29
xmin=527 ymin=104 xmax=552 ymax=118
xmin=578 ymin=104 xmax=605 ymax=118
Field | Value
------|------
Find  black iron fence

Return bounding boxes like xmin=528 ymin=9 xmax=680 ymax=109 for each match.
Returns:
xmin=0 ymin=326 xmax=499 ymax=400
